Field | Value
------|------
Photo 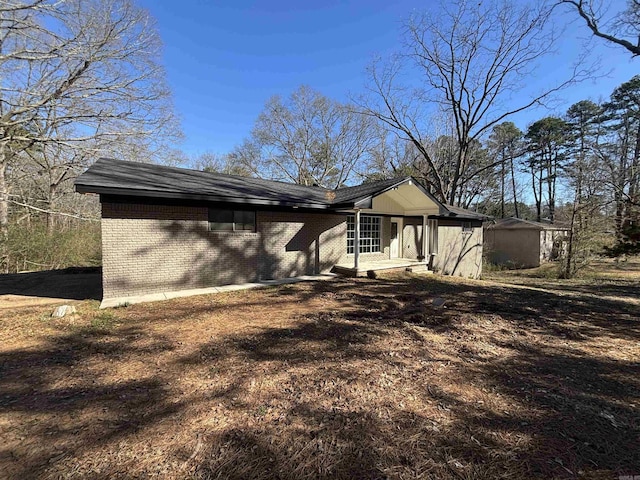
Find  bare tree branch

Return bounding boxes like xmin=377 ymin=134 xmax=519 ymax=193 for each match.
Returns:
xmin=235 ymin=86 xmax=375 ymax=189
xmin=0 ymin=0 xmax=180 ymax=245
xmin=8 ymin=199 xmax=99 ymax=221
xmin=559 ymin=0 xmax=640 ymax=56
xmin=357 ymin=0 xmax=589 ymax=205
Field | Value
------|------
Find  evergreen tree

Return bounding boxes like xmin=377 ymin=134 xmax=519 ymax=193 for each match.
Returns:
xmin=487 ymin=122 xmax=524 ymax=218
xmin=525 ymin=117 xmax=569 ymax=222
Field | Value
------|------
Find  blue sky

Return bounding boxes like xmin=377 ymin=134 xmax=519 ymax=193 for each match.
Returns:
xmin=140 ymin=0 xmax=637 ymax=157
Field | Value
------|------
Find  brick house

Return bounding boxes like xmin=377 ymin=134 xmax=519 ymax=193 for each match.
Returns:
xmin=75 ymin=158 xmax=485 ymax=307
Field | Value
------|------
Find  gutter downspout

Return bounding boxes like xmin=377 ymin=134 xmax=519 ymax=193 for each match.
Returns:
xmin=422 ymin=214 xmax=428 ymax=262
xmin=428 ymin=218 xmax=439 ymax=270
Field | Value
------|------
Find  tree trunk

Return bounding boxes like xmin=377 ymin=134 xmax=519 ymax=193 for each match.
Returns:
xmin=564 ymin=166 xmax=583 ymax=279
xmin=536 ymin=166 xmax=543 ymax=222
xmin=500 ymin=149 xmax=505 ymax=218
xmin=548 ymin=176 xmax=555 ymax=223
xmin=628 ymin=123 xmax=640 ymax=210
xmin=547 ymin=153 xmax=556 ymax=223
xmin=564 ymin=207 xmax=576 ymax=278
xmin=510 ymin=156 xmax=519 ymax=218
xmin=0 ymin=148 xmax=9 ymax=274
xmin=616 ymin=118 xmax=630 ymax=239
xmin=576 ymin=130 xmax=584 ymax=230
xmin=47 ymin=183 xmax=58 ymax=235
xmin=615 ymin=190 xmax=625 ymax=242
xmin=448 ymin=144 xmax=467 ymax=206
xmin=577 ymin=164 xmax=584 ymax=230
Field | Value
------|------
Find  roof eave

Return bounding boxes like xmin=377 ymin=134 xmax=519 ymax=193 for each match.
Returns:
xmin=428 ymin=214 xmax=486 ymax=221
xmin=353 ymin=197 xmax=373 ymax=209
xmin=75 ymin=184 xmax=333 ymax=210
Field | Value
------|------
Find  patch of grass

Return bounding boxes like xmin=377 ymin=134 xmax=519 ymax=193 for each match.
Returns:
xmin=484 ymin=262 xmax=564 ymax=282
xmin=481 ymin=261 xmax=509 ymax=273
xmin=89 ymin=310 xmax=118 ymax=331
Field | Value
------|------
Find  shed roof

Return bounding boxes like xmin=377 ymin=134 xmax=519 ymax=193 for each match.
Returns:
xmin=485 ymin=217 xmax=569 ymax=231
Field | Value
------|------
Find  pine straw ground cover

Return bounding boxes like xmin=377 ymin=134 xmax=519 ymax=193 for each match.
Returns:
xmin=0 ymin=267 xmax=638 ymax=479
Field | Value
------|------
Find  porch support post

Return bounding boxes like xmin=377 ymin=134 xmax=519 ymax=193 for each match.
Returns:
xmin=354 ymin=209 xmax=361 ymax=270
xmin=422 ymin=214 xmax=428 ymax=262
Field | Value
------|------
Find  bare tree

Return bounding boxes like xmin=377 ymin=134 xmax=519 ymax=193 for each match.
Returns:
xmin=598 ymin=75 xmax=640 ymax=254
xmin=559 ymin=0 xmax=640 ymax=56
xmin=235 ymin=86 xmax=376 ymax=189
xmin=0 ymin=0 xmax=179 ymax=250
xmin=357 ymin=0 xmax=588 ymax=205
xmin=188 ymin=151 xmax=250 ymax=176
xmin=362 ymin=124 xmax=419 ymax=182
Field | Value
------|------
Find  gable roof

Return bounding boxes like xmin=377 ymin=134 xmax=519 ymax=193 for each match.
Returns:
xmin=332 ymin=177 xmax=414 ymax=204
xmin=485 ymin=217 xmax=569 ymax=231
xmin=75 ymin=158 xmax=477 ymax=220
xmin=334 ymin=176 xmax=450 ymax=214
xmin=76 ymin=158 xmax=442 ymax=211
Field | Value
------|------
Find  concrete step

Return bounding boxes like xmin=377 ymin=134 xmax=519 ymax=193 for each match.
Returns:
xmin=332 ymin=261 xmax=431 ymax=278
xmin=405 ymin=264 xmax=432 ymax=274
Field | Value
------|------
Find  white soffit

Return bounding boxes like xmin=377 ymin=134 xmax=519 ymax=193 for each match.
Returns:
xmin=367 ymin=182 xmax=439 ymax=215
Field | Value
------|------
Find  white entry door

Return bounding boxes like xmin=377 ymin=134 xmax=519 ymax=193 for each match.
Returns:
xmin=390 ymin=220 xmax=399 ymax=258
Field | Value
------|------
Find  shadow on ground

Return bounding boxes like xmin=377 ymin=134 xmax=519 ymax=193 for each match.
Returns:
xmin=0 ymin=267 xmax=102 ymax=304
xmin=0 ymin=273 xmax=638 ymax=479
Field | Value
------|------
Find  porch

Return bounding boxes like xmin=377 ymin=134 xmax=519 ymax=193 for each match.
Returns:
xmin=332 ymin=258 xmax=431 ymax=278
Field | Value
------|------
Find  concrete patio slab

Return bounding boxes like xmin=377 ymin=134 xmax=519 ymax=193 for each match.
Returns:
xmin=332 ymin=259 xmax=430 ymax=277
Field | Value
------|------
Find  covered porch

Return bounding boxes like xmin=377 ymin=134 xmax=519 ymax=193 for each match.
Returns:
xmin=333 ymin=177 xmax=444 ymax=274
xmin=332 ymin=258 xmax=430 ymax=277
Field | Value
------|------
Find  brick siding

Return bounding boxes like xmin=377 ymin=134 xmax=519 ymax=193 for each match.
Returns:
xmin=101 ymin=203 xmax=347 ymax=299
xmin=433 ymin=224 xmax=483 ymax=278
xmin=257 ymin=211 xmax=346 ymax=280
xmin=101 ymin=202 xmax=483 ymax=299
xmin=402 ymin=218 xmax=424 ymax=259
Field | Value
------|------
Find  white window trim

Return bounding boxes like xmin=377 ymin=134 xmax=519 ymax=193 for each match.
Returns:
xmin=347 ymin=214 xmax=382 ymax=255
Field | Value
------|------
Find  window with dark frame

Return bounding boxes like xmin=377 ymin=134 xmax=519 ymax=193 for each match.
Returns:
xmin=347 ymin=215 xmax=382 ymax=254
xmin=462 ymin=221 xmax=474 ymax=234
xmin=208 ymin=209 xmax=256 ymax=232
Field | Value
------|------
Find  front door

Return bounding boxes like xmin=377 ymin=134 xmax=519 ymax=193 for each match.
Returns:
xmin=390 ymin=221 xmax=399 ymax=258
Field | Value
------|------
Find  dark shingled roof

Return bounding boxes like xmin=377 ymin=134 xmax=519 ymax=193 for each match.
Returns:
xmin=75 ymin=158 xmax=334 ymax=208
xmin=439 ymin=204 xmax=491 ymax=221
xmin=331 ymin=177 xmax=410 ymax=204
xmin=75 ymin=158 xmax=481 ymax=220
xmin=485 ymin=217 xmax=569 ymax=230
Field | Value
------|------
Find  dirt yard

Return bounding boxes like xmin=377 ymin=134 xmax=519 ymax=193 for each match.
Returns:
xmin=0 ymin=261 xmax=638 ymax=479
